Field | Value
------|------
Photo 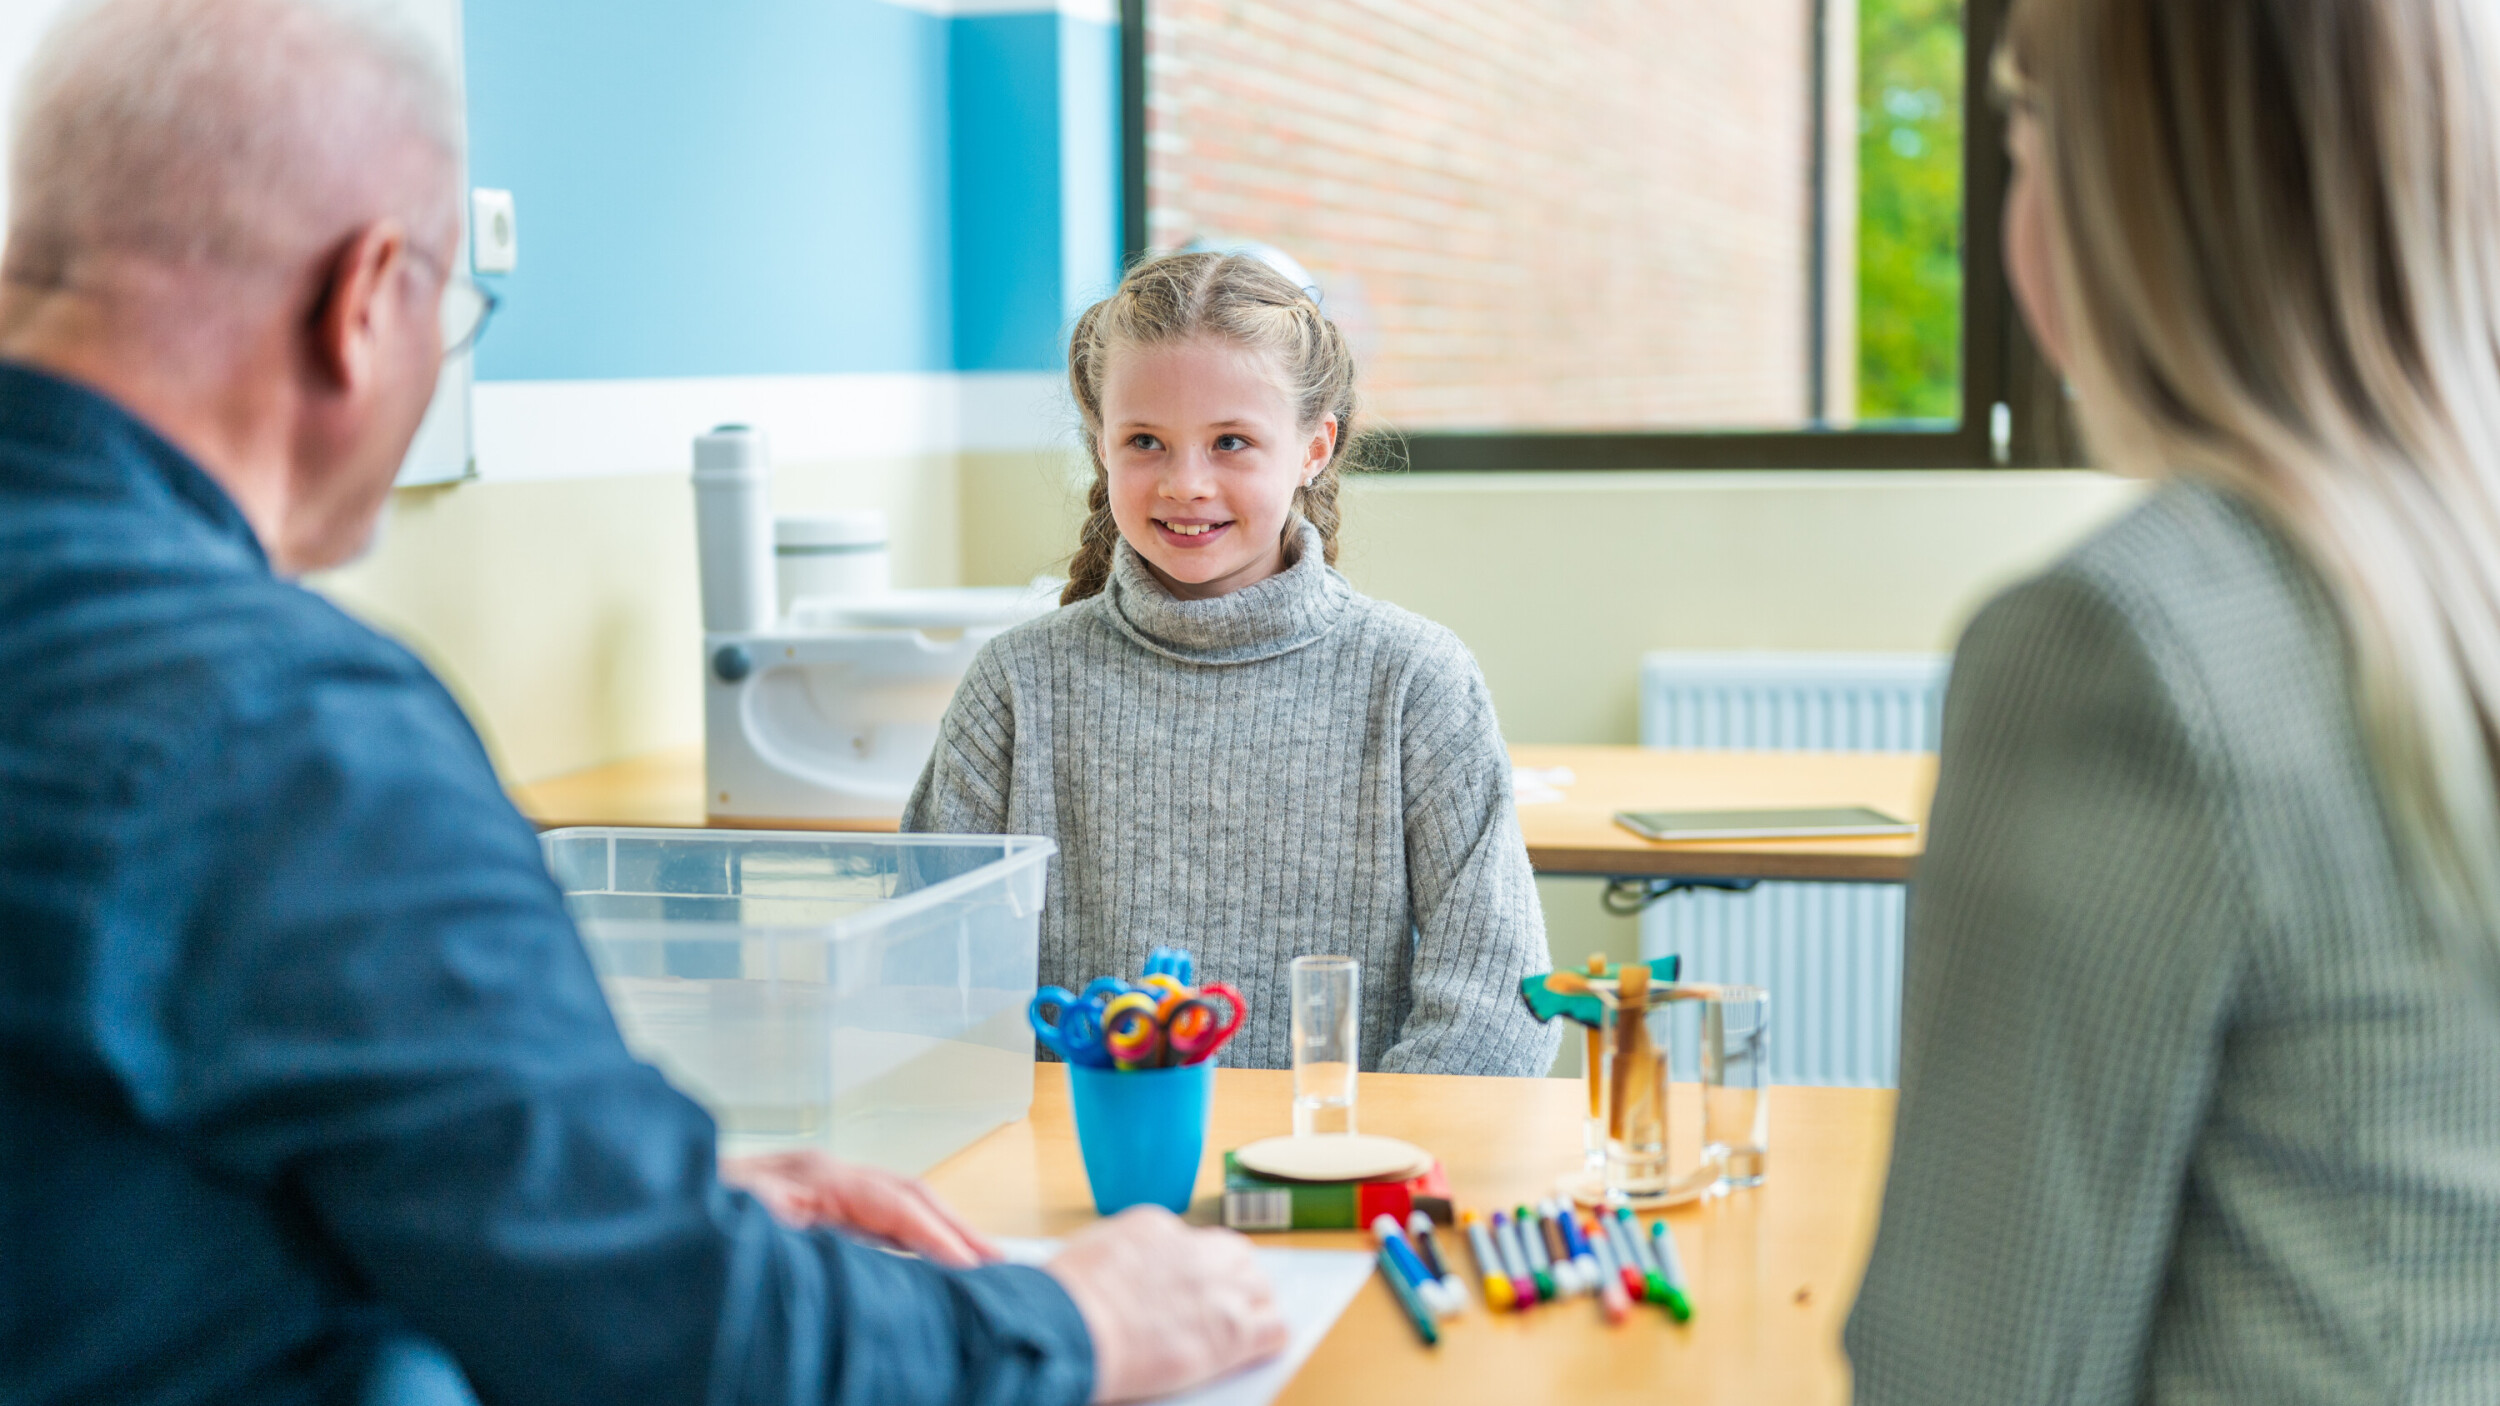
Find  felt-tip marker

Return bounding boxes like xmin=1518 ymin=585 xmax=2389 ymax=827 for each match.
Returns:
xmin=1555 ymin=1203 xmax=1604 ymax=1293
xmin=1460 ymin=1212 xmax=1515 ymax=1312
xmin=1613 ymin=1206 xmax=1682 ymax=1317
xmin=1647 ymin=1217 xmax=1695 ymax=1323
xmin=1534 ymin=1202 xmax=1579 ymax=1295
xmin=1376 ymin=1243 xmax=1441 ymax=1346
xmin=1620 ymin=1200 xmax=1680 ymax=1310
xmin=1593 ymin=1203 xmax=1642 ymax=1303
xmin=1550 ymin=1190 xmax=1590 ymax=1290
xmin=1491 ymin=1211 xmax=1540 ymax=1309
xmin=1514 ymin=1204 xmax=1558 ymax=1302
xmin=1540 ymin=1200 xmax=1580 ymax=1300
xmin=1605 ymin=1205 xmax=1664 ymax=1306
xmin=1408 ymin=1212 xmax=1467 ymax=1315
xmin=1371 ymin=1215 xmax=1455 ymax=1319
xmin=1525 ymin=1203 xmax=1563 ymax=1296
xmin=1582 ymin=1215 xmax=1635 ymax=1324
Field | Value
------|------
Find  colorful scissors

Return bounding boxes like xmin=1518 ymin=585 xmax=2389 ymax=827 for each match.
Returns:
xmin=1100 ymin=991 xmax=1168 ymax=1070
xmin=1033 ymin=950 xmax=1240 ymax=1070
xmin=1027 ymin=986 xmax=1116 ymax=1068
xmin=1103 ymin=982 xmax=1246 ymax=1069
xmin=1139 ymin=973 xmax=1191 ymax=1016
xmin=1161 ymin=983 xmax=1246 ymax=1066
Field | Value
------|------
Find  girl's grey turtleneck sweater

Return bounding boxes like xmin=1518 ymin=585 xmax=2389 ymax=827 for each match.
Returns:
xmin=903 ymin=524 xmax=1559 ymax=1077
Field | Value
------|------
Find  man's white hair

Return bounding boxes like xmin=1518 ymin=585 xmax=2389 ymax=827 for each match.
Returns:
xmin=6 ymin=0 xmax=460 ymax=284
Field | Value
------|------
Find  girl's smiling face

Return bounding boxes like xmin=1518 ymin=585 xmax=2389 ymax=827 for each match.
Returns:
xmin=1099 ymin=335 xmax=1337 ymax=601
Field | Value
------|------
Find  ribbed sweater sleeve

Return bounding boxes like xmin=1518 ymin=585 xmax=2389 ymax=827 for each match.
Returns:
xmin=902 ymin=644 xmax=1014 ymax=834
xmin=1380 ymin=644 xmax=1559 ymax=1076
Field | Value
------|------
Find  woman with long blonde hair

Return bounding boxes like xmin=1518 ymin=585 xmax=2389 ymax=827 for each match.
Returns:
xmin=1846 ymin=0 xmax=2500 ymax=1398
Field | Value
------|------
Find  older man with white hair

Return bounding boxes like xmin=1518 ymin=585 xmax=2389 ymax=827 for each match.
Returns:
xmin=0 ymin=1 xmax=1284 ymax=1403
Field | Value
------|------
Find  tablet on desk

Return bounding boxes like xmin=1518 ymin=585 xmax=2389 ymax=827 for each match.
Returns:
xmin=1613 ymin=805 xmax=1917 ymax=842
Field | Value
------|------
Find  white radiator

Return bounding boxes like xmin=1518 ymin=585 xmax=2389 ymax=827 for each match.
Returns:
xmin=1637 ymin=652 xmax=1947 ymax=1088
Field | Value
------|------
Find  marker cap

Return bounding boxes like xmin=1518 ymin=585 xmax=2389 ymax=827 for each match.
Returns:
xmin=1596 ymin=1281 xmax=1631 ymax=1322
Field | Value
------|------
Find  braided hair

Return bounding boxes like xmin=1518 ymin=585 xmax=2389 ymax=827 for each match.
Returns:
xmin=1061 ymin=251 xmax=1365 ymax=604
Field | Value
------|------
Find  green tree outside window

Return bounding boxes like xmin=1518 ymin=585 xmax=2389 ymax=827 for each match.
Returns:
xmin=1858 ymin=0 xmax=1964 ymax=423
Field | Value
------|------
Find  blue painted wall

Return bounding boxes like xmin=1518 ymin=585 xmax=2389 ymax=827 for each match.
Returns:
xmin=949 ymin=13 xmax=1060 ymax=373
xmin=1056 ymin=12 xmax=1124 ymax=321
xmin=462 ymin=0 xmax=1117 ymax=382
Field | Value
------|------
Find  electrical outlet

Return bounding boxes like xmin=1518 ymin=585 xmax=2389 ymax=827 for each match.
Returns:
xmin=471 ymin=188 xmax=517 ymax=274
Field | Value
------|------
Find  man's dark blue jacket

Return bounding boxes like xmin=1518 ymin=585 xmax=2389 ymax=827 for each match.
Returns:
xmin=0 ymin=362 xmax=1093 ymax=1406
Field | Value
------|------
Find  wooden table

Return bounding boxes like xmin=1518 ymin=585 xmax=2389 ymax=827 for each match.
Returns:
xmin=1507 ymin=744 xmax=1932 ymax=883
xmin=925 ymin=1065 xmax=1893 ymax=1405
xmin=512 ymin=745 xmax=1935 ymax=884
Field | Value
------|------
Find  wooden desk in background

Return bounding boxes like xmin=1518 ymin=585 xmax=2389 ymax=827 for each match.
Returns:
xmin=1507 ymin=744 xmax=1932 ymax=883
xmin=511 ymin=745 xmax=1936 ymax=884
xmin=929 ymin=1065 xmax=1892 ymax=1405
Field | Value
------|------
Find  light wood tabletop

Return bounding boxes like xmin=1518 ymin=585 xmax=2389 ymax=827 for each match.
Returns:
xmin=510 ymin=744 xmax=1935 ymax=883
xmin=924 ymin=1065 xmax=1893 ymax=1405
xmin=1507 ymin=744 xmax=1935 ymax=883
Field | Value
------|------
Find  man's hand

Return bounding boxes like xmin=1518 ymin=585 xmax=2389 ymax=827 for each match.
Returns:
xmin=1044 ymin=1208 xmax=1289 ymax=1403
xmin=719 ymin=1151 xmax=999 ymax=1267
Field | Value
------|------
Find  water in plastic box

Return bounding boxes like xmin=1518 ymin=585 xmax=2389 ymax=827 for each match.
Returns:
xmin=597 ymin=972 xmax=1029 ymax=1173
xmin=559 ymin=846 xmax=1037 ymax=1177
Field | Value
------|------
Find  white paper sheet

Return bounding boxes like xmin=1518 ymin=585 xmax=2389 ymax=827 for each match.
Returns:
xmin=995 ymin=1238 xmax=1376 ymax=1406
xmin=1513 ymin=765 xmax=1576 ymax=806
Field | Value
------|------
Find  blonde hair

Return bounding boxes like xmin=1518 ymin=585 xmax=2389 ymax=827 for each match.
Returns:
xmin=1062 ymin=251 xmax=1365 ymax=605
xmin=2003 ymin=0 xmax=2500 ymax=973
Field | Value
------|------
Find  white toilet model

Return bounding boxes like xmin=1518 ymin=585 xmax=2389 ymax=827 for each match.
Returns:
xmin=693 ymin=425 xmax=1051 ymax=821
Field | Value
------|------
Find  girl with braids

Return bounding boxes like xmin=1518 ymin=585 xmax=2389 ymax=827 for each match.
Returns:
xmin=903 ymin=252 xmax=1557 ymax=1077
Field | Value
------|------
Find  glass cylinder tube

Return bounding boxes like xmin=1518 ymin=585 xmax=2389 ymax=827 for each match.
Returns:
xmin=1701 ymin=986 xmax=1771 ymax=1188
xmin=1290 ymin=955 xmax=1359 ymax=1137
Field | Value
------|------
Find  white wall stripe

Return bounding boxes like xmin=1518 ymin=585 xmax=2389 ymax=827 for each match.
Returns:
xmin=869 ymin=0 xmax=1118 ymax=24
xmin=470 ymin=372 xmax=1071 ymax=481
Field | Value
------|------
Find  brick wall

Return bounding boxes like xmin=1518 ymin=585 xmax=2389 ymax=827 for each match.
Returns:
xmin=1146 ymin=0 xmax=1829 ymax=433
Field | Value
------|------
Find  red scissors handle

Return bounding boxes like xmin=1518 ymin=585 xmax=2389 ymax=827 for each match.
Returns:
xmin=1163 ymin=982 xmax=1246 ymax=1065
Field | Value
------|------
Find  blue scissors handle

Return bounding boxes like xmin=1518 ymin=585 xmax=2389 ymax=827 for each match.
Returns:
xmin=1143 ymin=946 xmax=1195 ymax=986
xmin=1056 ymin=996 xmax=1116 ymax=1069
xmin=1081 ymin=976 xmax=1138 ymax=1003
xmin=1028 ymin=986 xmax=1080 ymax=1060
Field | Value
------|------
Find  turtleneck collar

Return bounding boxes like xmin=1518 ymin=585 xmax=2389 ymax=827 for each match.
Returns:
xmin=1103 ymin=519 xmax=1354 ymax=666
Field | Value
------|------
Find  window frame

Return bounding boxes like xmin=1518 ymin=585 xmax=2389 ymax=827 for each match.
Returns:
xmin=1116 ymin=0 xmax=2078 ymax=471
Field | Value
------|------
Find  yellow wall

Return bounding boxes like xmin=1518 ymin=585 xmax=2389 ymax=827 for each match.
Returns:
xmin=1338 ymin=469 xmax=2140 ymax=742
xmin=310 ymin=454 xmax=963 ymax=784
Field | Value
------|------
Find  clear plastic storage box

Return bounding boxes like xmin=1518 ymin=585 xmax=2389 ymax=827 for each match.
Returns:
xmin=542 ymin=827 xmax=1054 ymax=1175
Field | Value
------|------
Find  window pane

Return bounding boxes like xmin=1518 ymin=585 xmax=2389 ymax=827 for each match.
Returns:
xmin=1142 ymin=0 xmax=1965 ymax=435
xmin=1857 ymin=0 xmax=1964 ymax=425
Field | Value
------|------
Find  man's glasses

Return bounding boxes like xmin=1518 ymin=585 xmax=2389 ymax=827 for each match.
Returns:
xmin=439 ymin=271 xmax=500 ymax=361
xmin=407 ymin=244 xmax=500 ymax=362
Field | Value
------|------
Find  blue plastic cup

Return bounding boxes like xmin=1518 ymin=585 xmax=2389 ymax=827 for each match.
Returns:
xmin=1067 ymin=1061 xmax=1214 ymax=1215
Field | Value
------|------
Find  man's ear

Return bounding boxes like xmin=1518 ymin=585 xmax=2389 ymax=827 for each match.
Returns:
xmin=305 ymin=219 xmax=408 ymax=394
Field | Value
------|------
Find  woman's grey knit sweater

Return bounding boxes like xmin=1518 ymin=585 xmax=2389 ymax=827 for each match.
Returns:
xmin=903 ymin=523 xmax=1558 ymax=1077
